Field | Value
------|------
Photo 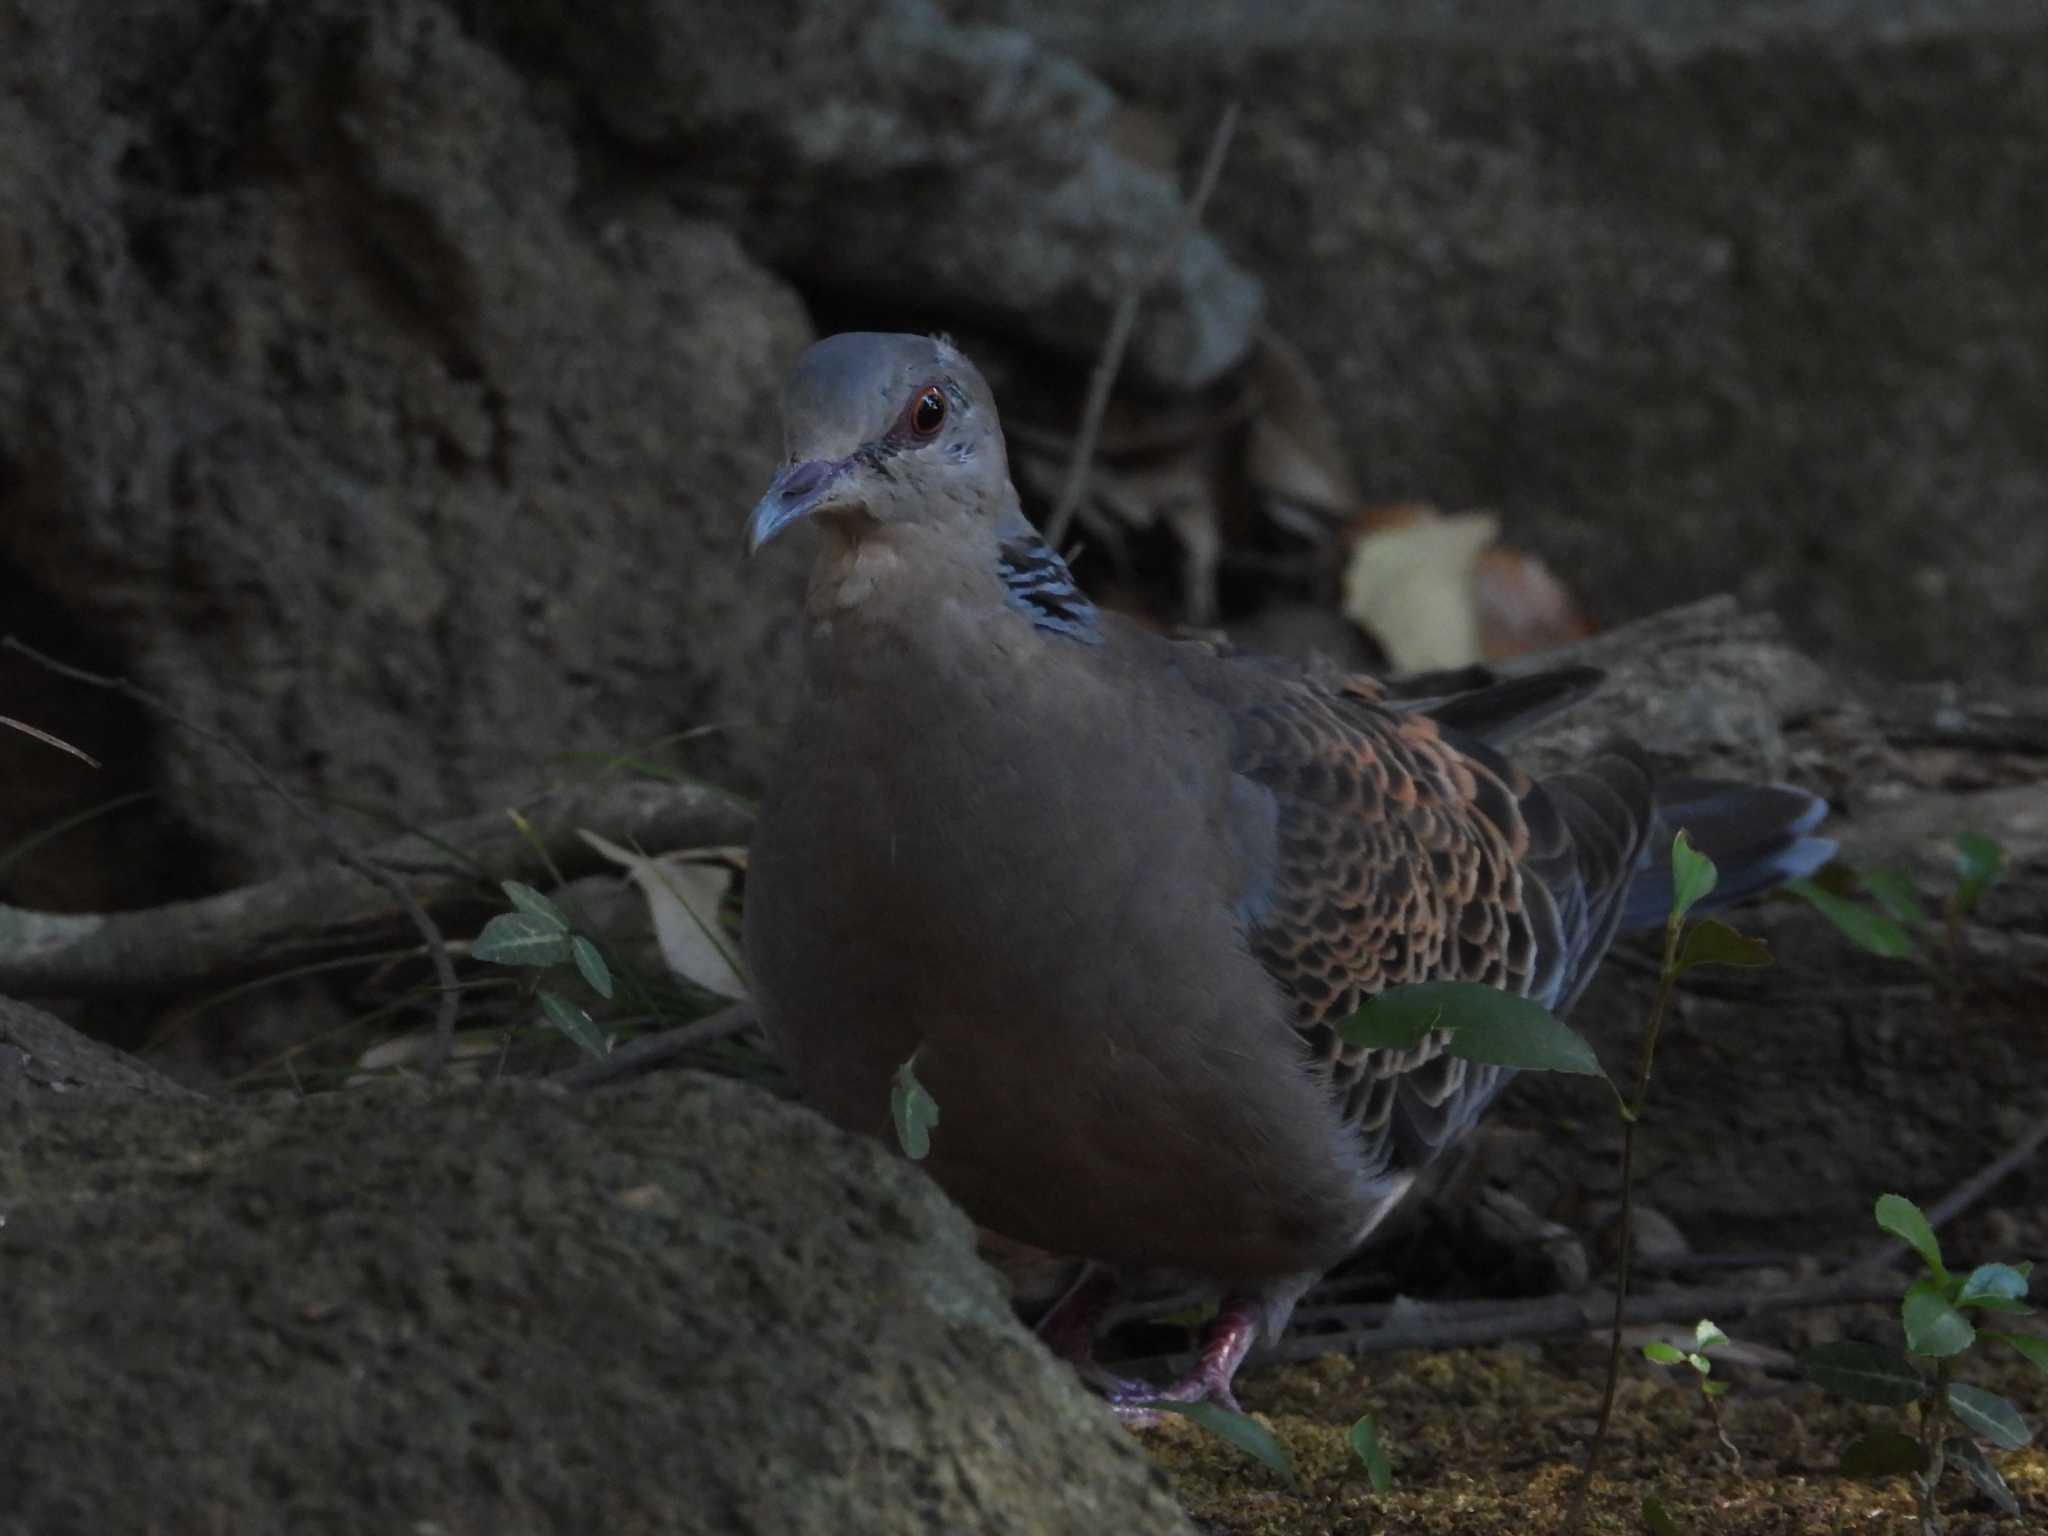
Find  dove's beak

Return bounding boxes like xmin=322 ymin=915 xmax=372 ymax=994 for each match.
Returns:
xmin=747 ymin=457 xmax=858 ymax=554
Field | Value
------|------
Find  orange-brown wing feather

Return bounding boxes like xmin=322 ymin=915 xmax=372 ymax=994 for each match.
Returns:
xmin=1226 ymin=669 xmax=1651 ymax=1177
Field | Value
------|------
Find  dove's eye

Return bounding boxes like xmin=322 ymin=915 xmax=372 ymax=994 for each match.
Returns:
xmin=910 ymin=386 xmax=947 ymax=437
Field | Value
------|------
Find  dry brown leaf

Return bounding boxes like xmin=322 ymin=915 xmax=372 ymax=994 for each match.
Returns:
xmin=1474 ymin=546 xmax=1594 ymax=659
xmin=1244 ymin=328 xmax=1360 ymax=531
xmin=1342 ymin=503 xmax=1594 ymax=669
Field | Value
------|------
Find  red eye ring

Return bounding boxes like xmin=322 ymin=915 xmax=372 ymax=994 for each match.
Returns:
xmin=910 ymin=385 xmax=947 ymax=437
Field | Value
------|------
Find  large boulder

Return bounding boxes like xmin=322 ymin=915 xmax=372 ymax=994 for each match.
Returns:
xmin=0 ymin=1024 xmax=1197 ymax=1536
xmin=962 ymin=0 xmax=2048 ymax=685
xmin=468 ymin=0 xmax=1263 ymax=393
xmin=0 ymin=0 xmax=813 ymax=892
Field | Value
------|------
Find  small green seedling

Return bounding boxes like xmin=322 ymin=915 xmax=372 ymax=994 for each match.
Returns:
xmin=1788 ymin=832 xmax=2008 ymax=973
xmin=1805 ymin=1193 xmax=2042 ymax=1527
xmin=1348 ymin=1413 xmax=1393 ymax=1491
xmin=1343 ymin=831 xmax=1774 ymax=1536
xmin=1163 ymin=1400 xmax=1298 ymax=1487
xmin=889 ymin=1049 xmax=940 ymax=1160
xmin=1643 ymin=1319 xmax=1740 ymax=1469
xmin=471 ymin=879 xmax=616 ymax=1058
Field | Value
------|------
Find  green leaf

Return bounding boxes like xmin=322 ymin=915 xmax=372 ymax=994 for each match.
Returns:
xmin=1700 ymin=1379 xmax=1730 ymax=1397
xmin=499 ymin=879 xmax=571 ymax=932
xmin=1952 ymin=832 xmax=2008 ymax=916
xmin=537 ymin=989 xmax=609 ymax=1058
xmin=1674 ymin=918 xmax=1772 ymax=974
xmin=1787 ymin=880 xmax=1918 ymax=959
xmin=1340 ymin=981 xmax=1606 ymax=1077
xmin=1837 ymin=1428 xmax=1926 ymax=1481
xmin=1957 ymin=1263 xmax=2030 ymax=1309
xmin=1640 ymin=1493 xmax=1684 ymax=1536
xmin=1347 ymin=1414 xmax=1392 ymax=1491
xmin=1875 ymin=1194 xmax=1947 ymax=1279
xmin=1164 ymin=1401 xmax=1297 ymax=1487
xmin=890 ymin=1051 xmax=940 ymax=1161
xmin=1685 ymin=1353 xmax=1711 ymax=1375
xmin=1804 ymin=1341 xmax=1928 ymax=1405
xmin=1669 ymin=830 xmax=1718 ymax=922
xmin=1337 ymin=986 xmax=1442 ymax=1050
xmin=1642 ymin=1341 xmax=1687 ymax=1366
xmin=570 ymin=935 xmax=614 ymax=999
xmin=1902 ymin=1282 xmax=1975 ymax=1358
xmin=1991 ymin=1332 xmax=2048 ymax=1375
xmin=1946 ymin=1383 xmax=2032 ymax=1450
xmin=1694 ymin=1319 xmax=1730 ymax=1351
xmin=472 ymin=911 xmax=574 ymax=967
xmin=1945 ymin=1434 xmax=2023 ymax=1517
xmin=1859 ymin=868 xmax=1930 ymax=926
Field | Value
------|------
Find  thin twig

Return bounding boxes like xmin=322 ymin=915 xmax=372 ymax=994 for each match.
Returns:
xmin=0 ymin=777 xmax=752 ymax=998
xmin=553 ymin=1002 xmax=758 ymax=1091
xmin=1043 ymin=102 xmax=1240 ymax=549
xmin=3 ymin=635 xmax=465 ymax=1074
xmin=1846 ymin=1107 xmax=2048 ymax=1276
xmin=0 ymin=715 xmax=101 ymax=768
xmin=1110 ymin=1269 xmax=1909 ymax=1372
xmin=1565 ymin=911 xmax=1685 ymax=1533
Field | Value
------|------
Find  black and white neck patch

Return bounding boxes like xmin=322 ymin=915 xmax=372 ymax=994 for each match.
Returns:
xmin=996 ymin=532 xmax=1101 ymax=643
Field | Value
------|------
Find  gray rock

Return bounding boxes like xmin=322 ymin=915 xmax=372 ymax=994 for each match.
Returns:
xmin=962 ymin=0 xmax=2048 ymax=685
xmin=0 ymin=0 xmax=813 ymax=884
xmin=0 ymin=994 xmax=202 ymax=1103
xmin=476 ymin=0 xmax=1262 ymax=391
xmin=0 ymin=1059 xmax=1196 ymax=1535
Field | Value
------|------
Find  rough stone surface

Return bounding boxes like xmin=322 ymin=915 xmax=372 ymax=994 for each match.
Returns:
xmin=0 ymin=1064 xmax=1196 ymax=1536
xmin=0 ymin=0 xmax=813 ymax=888
xmin=468 ymin=0 xmax=1263 ymax=392
xmin=963 ymin=0 xmax=2048 ymax=685
xmin=1508 ymin=596 xmax=1836 ymax=783
xmin=0 ymin=994 xmax=201 ymax=1103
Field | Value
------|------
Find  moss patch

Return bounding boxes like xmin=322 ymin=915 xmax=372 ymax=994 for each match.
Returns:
xmin=1142 ymin=1345 xmax=2047 ymax=1534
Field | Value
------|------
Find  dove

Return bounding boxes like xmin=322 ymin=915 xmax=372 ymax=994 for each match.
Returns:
xmin=742 ymin=332 xmax=1830 ymax=1410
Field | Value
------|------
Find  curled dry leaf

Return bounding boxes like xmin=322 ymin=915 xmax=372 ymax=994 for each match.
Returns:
xmin=1012 ymin=427 xmax=1229 ymax=626
xmin=577 ymin=830 xmax=749 ymax=1001
xmin=1474 ymin=545 xmax=1594 ymax=659
xmin=1341 ymin=503 xmax=1591 ymax=671
xmin=999 ymin=327 xmax=1357 ymax=629
xmin=1244 ymin=327 xmax=1360 ymax=534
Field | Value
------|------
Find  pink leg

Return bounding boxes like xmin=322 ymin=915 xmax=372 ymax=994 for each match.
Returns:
xmin=1109 ymin=1294 xmax=1259 ymax=1418
xmin=1034 ymin=1264 xmax=1157 ymax=1399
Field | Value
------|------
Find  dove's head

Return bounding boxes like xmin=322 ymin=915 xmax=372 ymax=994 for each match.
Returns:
xmin=746 ymin=332 xmax=1015 ymax=554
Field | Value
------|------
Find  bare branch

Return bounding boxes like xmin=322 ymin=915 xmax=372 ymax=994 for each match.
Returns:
xmin=553 ymin=1002 xmax=759 ymax=1091
xmin=1847 ymin=1108 xmax=2048 ymax=1276
xmin=1044 ymin=102 xmax=1240 ymax=549
xmin=0 ymin=715 xmax=100 ymax=768
xmin=1110 ymin=1269 xmax=1907 ymax=1376
xmin=0 ymin=765 xmax=751 ymax=1001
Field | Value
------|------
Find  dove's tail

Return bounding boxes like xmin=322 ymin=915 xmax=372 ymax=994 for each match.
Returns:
xmin=1618 ymin=778 xmax=1836 ymax=934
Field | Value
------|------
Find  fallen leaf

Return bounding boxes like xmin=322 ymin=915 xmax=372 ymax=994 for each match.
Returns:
xmin=1473 ymin=545 xmax=1593 ymax=659
xmin=1342 ymin=503 xmax=1592 ymax=670
xmin=577 ymin=831 xmax=749 ymax=1000
xmin=1341 ymin=505 xmax=1499 ymax=671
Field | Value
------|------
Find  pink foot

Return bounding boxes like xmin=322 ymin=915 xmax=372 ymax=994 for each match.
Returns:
xmin=1038 ymin=1274 xmax=1263 ymax=1420
xmin=1109 ymin=1294 xmax=1258 ymax=1419
xmin=1034 ymin=1265 xmax=1160 ymax=1400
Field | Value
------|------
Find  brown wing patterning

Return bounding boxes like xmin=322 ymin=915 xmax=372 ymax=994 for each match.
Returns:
xmin=1229 ymin=671 xmax=1604 ymax=1175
